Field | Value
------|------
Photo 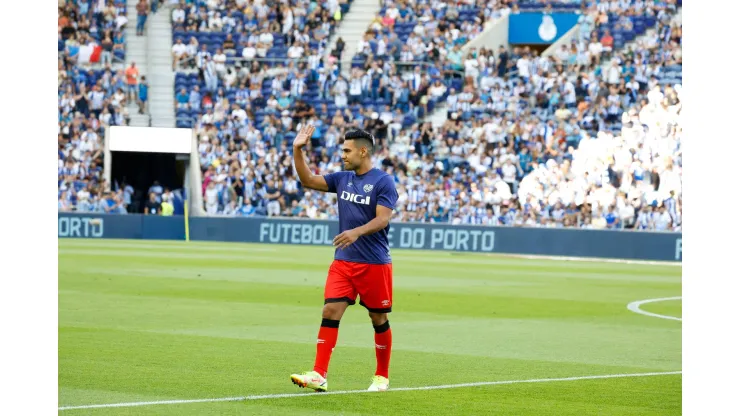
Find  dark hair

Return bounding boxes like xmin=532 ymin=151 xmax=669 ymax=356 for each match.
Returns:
xmin=344 ymin=129 xmax=375 ymax=151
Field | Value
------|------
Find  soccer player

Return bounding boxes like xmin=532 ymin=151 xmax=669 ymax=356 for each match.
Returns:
xmin=290 ymin=124 xmax=398 ymax=393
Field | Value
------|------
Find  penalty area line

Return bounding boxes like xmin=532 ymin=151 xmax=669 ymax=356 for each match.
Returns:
xmin=58 ymin=370 xmax=682 ymax=411
xmin=627 ymin=297 xmax=682 ymax=321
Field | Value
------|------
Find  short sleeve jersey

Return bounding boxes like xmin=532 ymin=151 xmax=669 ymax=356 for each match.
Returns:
xmin=323 ymin=168 xmax=398 ymax=264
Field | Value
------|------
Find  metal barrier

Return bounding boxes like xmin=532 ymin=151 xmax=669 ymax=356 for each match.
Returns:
xmin=174 ymin=56 xmax=465 ymax=78
xmin=175 ymin=114 xmax=198 ymax=129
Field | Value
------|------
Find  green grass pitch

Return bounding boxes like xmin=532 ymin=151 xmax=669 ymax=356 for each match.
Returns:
xmin=58 ymin=239 xmax=682 ymax=415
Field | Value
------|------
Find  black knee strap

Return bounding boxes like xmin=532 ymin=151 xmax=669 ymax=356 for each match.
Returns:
xmin=373 ymin=320 xmax=390 ymax=334
xmin=321 ymin=318 xmax=340 ymax=328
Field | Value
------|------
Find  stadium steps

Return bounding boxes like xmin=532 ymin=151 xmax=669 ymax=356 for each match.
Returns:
xmin=144 ymin=4 xmax=177 ymax=128
xmin=124 ymin=0 xmax=149 ymax=127
xmin=324 ymin=0 xmax=382 ymax=76
xmin=426 ymin=105 xmax=451 ymax=128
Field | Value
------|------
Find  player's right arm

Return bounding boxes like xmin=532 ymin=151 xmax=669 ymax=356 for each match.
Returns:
xmin=292 ymin=124 xmax=330 ymax=192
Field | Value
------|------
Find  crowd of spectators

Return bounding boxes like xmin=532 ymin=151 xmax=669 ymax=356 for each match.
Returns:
xmin=73 ymin=0 xmax=673 ymax=232
xmin=184 ymin=1 xmax=681 ymax=231
xmin=169 ymin=0 xmax=351 ymax=72
xmin=58 ymin=0 xmax=159 ymax=213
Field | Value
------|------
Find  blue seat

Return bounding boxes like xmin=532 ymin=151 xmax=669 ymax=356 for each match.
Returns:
xmin=402 ymin=116 xmax=415 ymax=128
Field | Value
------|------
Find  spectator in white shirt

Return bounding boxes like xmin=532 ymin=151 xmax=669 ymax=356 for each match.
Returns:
xmin=654 ymin=205 xmax=672 ymax=231
xmin=172 ymin=5 xmax=185 ymax=25
xmin=502 ymin=158 xmax=519 ymax=194
xmin=242 ymin=41 xmax=257 ymax=60
xmin=171 ymin=38 xmax=188 ymax=70
xmin=516 ymin=54 xmax=531 ymax=81
xmin=213 ymin=48 xmax=227 ymax=77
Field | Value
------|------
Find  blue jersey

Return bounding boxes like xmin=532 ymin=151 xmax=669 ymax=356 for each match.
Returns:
xmin=324 ymin=168 xmax=398 ymax=264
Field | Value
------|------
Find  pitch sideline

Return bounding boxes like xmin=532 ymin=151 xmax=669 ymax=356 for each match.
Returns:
xmin=626 ymin=297 xmax=682 ymax=321
xmin=58 ymin=370 xmax=682 ymax=411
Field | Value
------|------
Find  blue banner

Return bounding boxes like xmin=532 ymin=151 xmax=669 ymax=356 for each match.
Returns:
xmin=57 ymin=213 xmax=185 ymax=240
xmin=58 ymin=213 xmax=682 ymax=262
xmin=508 ymin=12 xmax=580 ymax=44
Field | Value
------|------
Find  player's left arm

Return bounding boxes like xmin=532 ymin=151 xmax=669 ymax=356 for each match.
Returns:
xmin=358 ymin=205 xmax=394 ymax=236
xmin=333 ymin=205 xmax=394 ymax=250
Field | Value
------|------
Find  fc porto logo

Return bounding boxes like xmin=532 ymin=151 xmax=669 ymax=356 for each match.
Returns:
xmin=363 ymin=184 xmax=374 ymax=193
xmin=538 ymin=15 xmax=557 ymax=42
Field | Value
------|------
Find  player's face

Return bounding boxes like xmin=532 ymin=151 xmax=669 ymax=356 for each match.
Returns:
xmin=341 ymin=140 xmax=366 ymax=171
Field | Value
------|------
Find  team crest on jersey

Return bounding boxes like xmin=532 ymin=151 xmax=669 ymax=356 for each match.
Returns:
xmin=363 ymin=184 xmax=374 ymax=193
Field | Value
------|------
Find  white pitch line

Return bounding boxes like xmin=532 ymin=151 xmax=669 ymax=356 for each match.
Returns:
xmin=503 ymin=254 xmax=681 ymax=266
xmin=58 ymin=371 xmax=681 ymax=411
xmin=627 ymin=297 xmax=682 ymax=321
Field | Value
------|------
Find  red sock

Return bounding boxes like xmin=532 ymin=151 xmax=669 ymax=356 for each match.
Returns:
xmin=313 ymin=319 xmax=339 ymax=378
xmin=373 ymin=321 xmax=392 ymax=378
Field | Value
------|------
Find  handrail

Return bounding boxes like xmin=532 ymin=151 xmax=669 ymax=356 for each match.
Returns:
xmin=144 ymin=6 xmax=152 ymax=127
xmin=174 ymin=56 xmax=465 ymax=78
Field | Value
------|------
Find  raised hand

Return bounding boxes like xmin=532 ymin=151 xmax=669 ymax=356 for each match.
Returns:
xmin=293 ymin=124 xmax=315 ymax=149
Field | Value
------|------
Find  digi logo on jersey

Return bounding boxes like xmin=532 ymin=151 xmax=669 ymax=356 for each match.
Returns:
xmin=58 ymin=216 xmax=104 ymax=238
xmin=340 ymin=191 xmax=370 ymax=205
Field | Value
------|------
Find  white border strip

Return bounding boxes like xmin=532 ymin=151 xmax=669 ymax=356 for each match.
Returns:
xmin=502 ymin=254 xmax=681 ymax=266
xmin=627 ymin=297 xmax=682 ymax=321
xmin=58 ymin=371 xmax=681 ymax=411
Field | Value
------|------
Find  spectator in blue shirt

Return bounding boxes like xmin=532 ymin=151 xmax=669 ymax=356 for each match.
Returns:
xmin=176 ymin=88 xmax=189 ymax=109
xmin=138 ymin=75 xmax=148 ymax=114
xmin=518 ymin=147 xmax=533 ymax=175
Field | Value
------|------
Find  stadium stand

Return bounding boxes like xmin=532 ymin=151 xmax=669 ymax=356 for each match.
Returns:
xmin=169 ymin=0 xmax=352 ymax=75
xmin=58 ymin=0 xmax=681 ymax=231
xmin=180 ymin=1 xmax=681 ymax=230
xmin=58 ymin=0 xmax=138 ymax=213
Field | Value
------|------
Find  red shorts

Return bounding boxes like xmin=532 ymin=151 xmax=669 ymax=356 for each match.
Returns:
xmin=324 ymin=260 xmax=393 ymax=313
